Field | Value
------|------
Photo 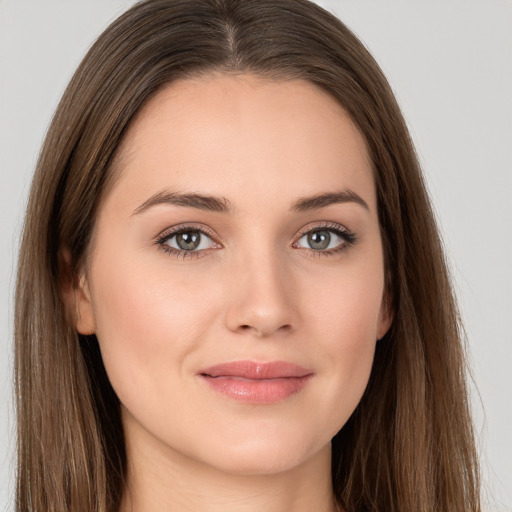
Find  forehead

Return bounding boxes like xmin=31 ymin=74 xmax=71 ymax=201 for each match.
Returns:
xmin=108 ymin=73 xmax=375 ymax=211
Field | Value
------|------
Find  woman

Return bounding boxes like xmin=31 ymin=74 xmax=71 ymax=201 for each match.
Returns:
xmin=14 ymin=0 xmax=480 ymax=511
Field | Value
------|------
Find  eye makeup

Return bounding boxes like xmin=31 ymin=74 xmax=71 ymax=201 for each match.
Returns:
xmin=292 ymin=221 xmax=357 ymax=257
xmin=155 ymin=223 xmax=222 ymax=259
xmin=154 ymin=219 xmax=357 ymax=260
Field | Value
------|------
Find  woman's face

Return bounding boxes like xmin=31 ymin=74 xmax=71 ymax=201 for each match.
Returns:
xmin=75 ymin=74 xmax=391 ymax=475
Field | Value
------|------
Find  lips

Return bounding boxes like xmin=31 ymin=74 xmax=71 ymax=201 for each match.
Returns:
xmin=198 ymin=361 xmax=313 ymax=403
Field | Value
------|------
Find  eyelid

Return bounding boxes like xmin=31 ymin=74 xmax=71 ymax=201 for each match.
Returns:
xmin=292 ymin=221 xmax=357 ymax=253
xmin=293 ymin=221 xmax=352 ymax=240
xmin=154 ymin=220 xmax=355 ymax=260
xmin=155 ymin=223 xmax=223 ymax=260
xmin=155 ymin=222 xmax=221 ymax=245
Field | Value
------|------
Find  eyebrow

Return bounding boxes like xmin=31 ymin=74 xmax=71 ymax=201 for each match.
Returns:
xmin=132 ymin=191 xmax=232 ymax=216
xmin=132 ymin=188 xmax=369 ymax=217
xmin=291 ymin=190 xmax=369 ymax=212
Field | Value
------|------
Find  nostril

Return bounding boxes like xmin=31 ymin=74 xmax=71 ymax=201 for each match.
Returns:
xmin=237 ymin=323 xmax=292 ymax=335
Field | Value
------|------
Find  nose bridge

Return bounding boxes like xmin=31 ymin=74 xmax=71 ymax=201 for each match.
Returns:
xmin=224 ymin=239 xmax=296 ymax=336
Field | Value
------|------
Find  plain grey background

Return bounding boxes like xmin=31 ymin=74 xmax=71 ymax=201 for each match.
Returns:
xmin=1 ymin=1 xmax=511 ymax=510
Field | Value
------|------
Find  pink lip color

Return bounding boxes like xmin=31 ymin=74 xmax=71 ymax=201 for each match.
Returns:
xmin=198 ymin=361 xmax=313 ymax=404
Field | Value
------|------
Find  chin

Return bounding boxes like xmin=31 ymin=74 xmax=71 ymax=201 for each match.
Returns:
xmin=192 ymin=430 xmax=331 ymax=476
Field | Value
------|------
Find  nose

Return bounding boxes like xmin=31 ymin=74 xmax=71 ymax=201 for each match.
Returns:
xmin=224 ymin=249 xmax=297 ymax=338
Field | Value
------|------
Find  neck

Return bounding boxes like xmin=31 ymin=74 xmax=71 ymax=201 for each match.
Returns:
xmin=119 ymin=418 xmax=339 ymax=512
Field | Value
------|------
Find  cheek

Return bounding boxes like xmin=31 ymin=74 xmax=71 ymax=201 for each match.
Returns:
xmin=309 ymin=254 xmax=384 ymax=343
xmin=88 ymin=252 xmax=221 ymax=405
xmin=305 ymin=259 xmax=384 ymax=419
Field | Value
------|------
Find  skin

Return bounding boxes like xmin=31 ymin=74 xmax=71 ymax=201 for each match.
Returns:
xmin=70 ymin=74 xmax=392 ymax=512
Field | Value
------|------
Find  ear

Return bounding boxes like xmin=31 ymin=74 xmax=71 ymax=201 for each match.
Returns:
xmin=58 ymin=247 xmax=96 ymax=335
xmin=377 ymin=289 xmax=394 ymax=341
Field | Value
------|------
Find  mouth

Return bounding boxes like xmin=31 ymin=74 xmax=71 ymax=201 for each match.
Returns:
xmin=198 ymin=360 xmax=314 ymax=404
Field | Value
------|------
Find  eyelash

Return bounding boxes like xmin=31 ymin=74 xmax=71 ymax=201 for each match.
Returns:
xmin=155 ymin=221 xmax=357 ymax=260
xmin=293 ymin=221 xmax=357 ymax=257
xmin=156 ymin=224 xmax=220 ymax=260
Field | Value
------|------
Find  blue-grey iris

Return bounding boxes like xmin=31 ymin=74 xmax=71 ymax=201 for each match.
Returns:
xmin=308 ymin=230 xmax=330 ymax=250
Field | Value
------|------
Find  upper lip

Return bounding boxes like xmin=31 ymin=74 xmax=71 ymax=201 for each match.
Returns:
xmin=199 ymin=360 xmax=313 ymax=380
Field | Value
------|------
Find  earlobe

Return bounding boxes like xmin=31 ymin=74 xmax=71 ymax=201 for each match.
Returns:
xmin=377 ymin=291 xmax=394 ymax=341
xmin=58 ymin=247 xmax=96 ymax=335
xmin=75 ymin=274 xmax=96 ymax=335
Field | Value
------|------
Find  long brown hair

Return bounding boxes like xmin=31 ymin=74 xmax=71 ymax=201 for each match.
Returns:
xmin=14 ymin=0 xmax=480 ymax=510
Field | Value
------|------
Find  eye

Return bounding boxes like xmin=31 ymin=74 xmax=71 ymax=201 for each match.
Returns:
xmin=157 ymin=226 xmax=220 ymax=257
xmin=293 ymin=224 xmax=356 ymax=254
xmin=166 ymin=230 xmax=210 ymax=251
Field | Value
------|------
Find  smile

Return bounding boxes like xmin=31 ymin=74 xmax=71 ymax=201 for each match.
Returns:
xmin=198 ymin=361 xmax=314 ymax=404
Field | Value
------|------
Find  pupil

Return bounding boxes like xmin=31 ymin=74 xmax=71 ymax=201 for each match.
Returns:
xmin=308 ymin=230 xmax=330 ymax=250
xmin=177 ymin=231 xmax=200 ymax=250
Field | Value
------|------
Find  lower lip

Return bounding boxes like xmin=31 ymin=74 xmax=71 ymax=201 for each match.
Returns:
xmin=201 ymin=375 xmax=312 ymax=404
